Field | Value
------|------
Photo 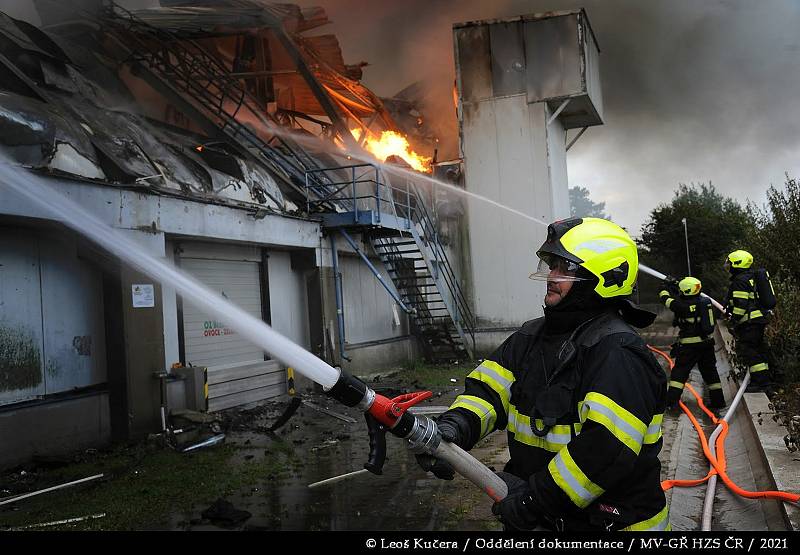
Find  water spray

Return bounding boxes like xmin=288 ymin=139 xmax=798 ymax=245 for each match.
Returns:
xmin=0 ymin=161 xmax=507 ymax=501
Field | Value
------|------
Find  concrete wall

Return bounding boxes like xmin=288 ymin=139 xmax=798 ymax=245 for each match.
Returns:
xmin=268 ymin=250 xmax=310 ymax=349
xmin=317 ymin=234 xmax=416 ymax=373
xmin=459 ymin=96 xmax=564 ymax=351
xmin=454 ymin=16 xmax=589 ymax=353
xmin=0 ymin=392 xmax=110 ymax=470
xmin=346 ymin=336 xmax=419 ymax=373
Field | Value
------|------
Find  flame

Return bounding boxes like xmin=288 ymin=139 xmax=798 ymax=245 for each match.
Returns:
xmin=350 ymin=128 xmax=432 ymax=173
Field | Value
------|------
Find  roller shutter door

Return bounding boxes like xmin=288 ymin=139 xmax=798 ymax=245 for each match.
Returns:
xmin=179 ymin=244 xmax=285 ymax=411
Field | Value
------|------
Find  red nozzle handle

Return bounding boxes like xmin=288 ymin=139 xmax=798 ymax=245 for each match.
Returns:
xmin=368 ymin=390 xmax=433 ymax=426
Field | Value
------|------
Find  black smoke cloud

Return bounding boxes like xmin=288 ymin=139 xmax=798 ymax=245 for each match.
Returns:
xmin=299 ymin=0 xmax=800 ymax=233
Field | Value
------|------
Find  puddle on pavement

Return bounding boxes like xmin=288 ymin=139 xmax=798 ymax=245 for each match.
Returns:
xmin=163 ymin=388 xmax=478 ymax=531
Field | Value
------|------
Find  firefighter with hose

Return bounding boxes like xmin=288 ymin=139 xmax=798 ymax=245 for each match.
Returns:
xmin=659 ymin=276 xmax=725 ymax=410
xmin=724 ymin=250 xmax=776 ymax=393
xmin=417 ymin=218 xmax=669 ymax=531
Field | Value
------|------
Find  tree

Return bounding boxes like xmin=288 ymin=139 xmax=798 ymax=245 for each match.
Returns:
xmin=748 ymin=176 xmax=800 ymax=282
xmin=569 ymin=186 xmax=608 ymax=219
xmin=747 ymin=176 xmax=800 ymax=383
xmin=637 ymin=183 xmax=753 ymax=302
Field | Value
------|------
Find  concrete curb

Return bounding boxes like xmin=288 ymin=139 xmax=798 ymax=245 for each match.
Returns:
xmin=717 ymin=325 xmax=800 ymax=530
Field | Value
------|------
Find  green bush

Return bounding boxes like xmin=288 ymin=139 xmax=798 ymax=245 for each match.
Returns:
xmin=747 ymin=176 xmax=800 ymax=386
xmin=765 ymin=276 xmax=800 ymax=384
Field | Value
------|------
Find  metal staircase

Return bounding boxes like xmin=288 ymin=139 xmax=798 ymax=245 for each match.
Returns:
xmin=101 ymin=4 xmax=474 ymax=361
xmin=306 ymin=164 xmax=475 ymax=361
xmin=101 ymin=3 xmax=341 ymax=204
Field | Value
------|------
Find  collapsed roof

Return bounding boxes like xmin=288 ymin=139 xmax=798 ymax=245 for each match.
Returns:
xmin=0 ymin=1 xmax=426 ymax=215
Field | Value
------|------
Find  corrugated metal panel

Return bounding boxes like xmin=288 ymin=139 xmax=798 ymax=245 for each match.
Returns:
xmin=0 ymin=235 xmax=45 ymax=406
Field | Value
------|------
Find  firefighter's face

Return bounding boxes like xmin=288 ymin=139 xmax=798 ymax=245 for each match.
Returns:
xmin=545 ymin=268 xmax=574 ymax=306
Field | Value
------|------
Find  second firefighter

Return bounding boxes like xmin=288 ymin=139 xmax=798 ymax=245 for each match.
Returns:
xmin=659 ymin=277 xmax=725 ymax=409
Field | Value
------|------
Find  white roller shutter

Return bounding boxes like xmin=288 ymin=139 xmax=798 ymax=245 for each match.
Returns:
xmin=179 ymin=243 xmax=285 ymax=411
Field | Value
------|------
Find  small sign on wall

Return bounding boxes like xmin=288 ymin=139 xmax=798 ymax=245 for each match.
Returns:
xmin=132 ymin=284 xmax=155 ymax=308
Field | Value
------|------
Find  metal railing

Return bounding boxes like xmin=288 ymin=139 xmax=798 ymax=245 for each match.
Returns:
xmin=303 ymin=162 xmax=475 ymax=355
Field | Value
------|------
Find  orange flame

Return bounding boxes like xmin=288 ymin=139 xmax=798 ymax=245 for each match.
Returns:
xmin=350 ymin=128 xmax=432 ymax=173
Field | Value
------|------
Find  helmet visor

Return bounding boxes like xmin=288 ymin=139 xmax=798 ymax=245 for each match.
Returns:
xmin=529 ymin=254 xmax=589 ymax=283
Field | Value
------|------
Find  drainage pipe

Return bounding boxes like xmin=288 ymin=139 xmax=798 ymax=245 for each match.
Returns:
xmin=330 ymin=234 xmax=350 ymax=362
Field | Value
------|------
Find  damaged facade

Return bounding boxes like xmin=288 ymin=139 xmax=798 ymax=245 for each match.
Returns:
xmin=0 ymin=2 xmax=602 ymax=472
xmin=0 ymin=0 xmax=473 ymax=469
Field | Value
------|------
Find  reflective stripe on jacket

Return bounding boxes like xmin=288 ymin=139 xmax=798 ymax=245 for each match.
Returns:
xmin=449 ymin=311 xmax=669 ymax=531
xmin=725 ymin=270 xmax=766 ymax=326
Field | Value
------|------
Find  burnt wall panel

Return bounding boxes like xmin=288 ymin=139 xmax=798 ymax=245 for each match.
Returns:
xmin=489 ymin=21 xmax=526 ymax=97
xmin=455 ymin=25 xmax=492 ymax=103
xmin=525 ymin=14 xmax=582 ymax=102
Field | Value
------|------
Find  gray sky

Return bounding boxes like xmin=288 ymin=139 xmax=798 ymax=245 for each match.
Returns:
xmin=299 ymin=0 xmax=800 ymax=236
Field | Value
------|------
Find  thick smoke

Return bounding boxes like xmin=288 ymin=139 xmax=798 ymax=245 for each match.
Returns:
xmin=300 ymin=0 xmax=800 ymax=233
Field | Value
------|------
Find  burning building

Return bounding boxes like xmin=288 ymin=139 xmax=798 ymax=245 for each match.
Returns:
xmin=0 ymin=0 xmax=472 ymax=468
xmin=0 ymin=1 xmax=604 ymax=471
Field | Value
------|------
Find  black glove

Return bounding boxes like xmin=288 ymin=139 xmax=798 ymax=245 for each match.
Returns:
xmin=491 ymin=472 xmax=541 ymax=531
xmin=662 ymin=278 xmax=679 ymax=296
xmin=415 ymin=412 xmax=467 ymax=480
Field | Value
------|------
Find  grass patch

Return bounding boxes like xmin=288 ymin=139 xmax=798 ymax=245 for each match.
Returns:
xmin=0 ymin=439 xmax=296 ymax=531
xmin=398 ymin=360 xmax=476 ymax=388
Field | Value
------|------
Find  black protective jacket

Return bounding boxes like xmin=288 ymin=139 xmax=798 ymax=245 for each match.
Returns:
xmin=659 ymin=285 xmax=715 ymax=344
xmin=449 ymin=309 xmax=669 ymax=531
xmin=725 ymin=269 xmax=766 ymax=327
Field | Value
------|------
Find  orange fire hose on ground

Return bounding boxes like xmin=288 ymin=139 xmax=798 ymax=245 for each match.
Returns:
xmin=647 ymin=345 xmax=800 ymax=505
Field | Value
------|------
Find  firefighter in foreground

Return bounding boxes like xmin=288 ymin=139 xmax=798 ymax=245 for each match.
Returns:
xmin=418 ymin=218 xmax=669 ymax=531
xmin=724 ymin=250 xmax=776 ymax=393
xmin=659 ymin=277 xmax=725 ymax=409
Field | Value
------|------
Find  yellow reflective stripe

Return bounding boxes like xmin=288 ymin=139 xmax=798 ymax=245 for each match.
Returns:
xmin=581 ymin=392 xmax=646 ymax=455
xmin=732 ymin=291 xmax=750 ymax=299
xmin=644 ymin=414 xmax=663 ymax=444
xmin=749 ymin=362 xmax=769 ymax=373
xmin=451 ymin=395 xmax=496 ymax=437
xmin=467 ymin=360 xmax=513 ymax=410
xmin=507 ymin=405 xmax=572 ymax=452
xmin=708 ymin=382 xmax=723 ymax=390
xmin=679 ymin=336 xmax=703 ymax=344
xmin=659 ymin=290 xmax=670 ymax=298
xmin=622 ymin=504 xmax=671 ymax=531
xmin=669 ymin=380 xmax=685 ymax=390
xmin=732 ymin=307 xmax=747 ymax=315
xmin=548 ymin=446 xmax=604 ymax=508
xmin=665 ymin=298 xmax=674 ymax=308
xmin=749 ymin=310 xmax=763 ymax=319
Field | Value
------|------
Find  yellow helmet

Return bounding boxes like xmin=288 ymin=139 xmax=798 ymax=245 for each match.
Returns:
xmin=678 ymin=276 xmax=702 ymax=296
xmin=536 ymin=217 xmax=638 ymax=298
xmin=726 ymin=250 xmax=753 ymax=269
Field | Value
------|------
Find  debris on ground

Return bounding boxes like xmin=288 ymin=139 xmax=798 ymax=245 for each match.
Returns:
xmin=301 ymin=401 xmax=357 ymax=423
xmin=0 ymin=474 xmax=105 ymax=507
xmin=10 ymin=512 xmax=106 ymax=530
xmin=200 ymin=498 xmax=252 ymax=527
